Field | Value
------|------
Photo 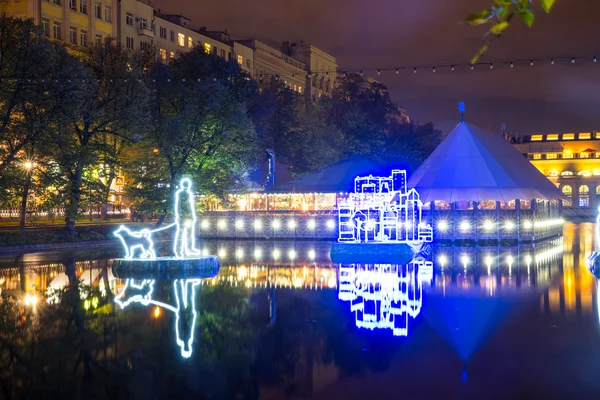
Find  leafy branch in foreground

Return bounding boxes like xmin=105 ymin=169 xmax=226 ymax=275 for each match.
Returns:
xmin=465 ymin=0 xmax=557 ymax=63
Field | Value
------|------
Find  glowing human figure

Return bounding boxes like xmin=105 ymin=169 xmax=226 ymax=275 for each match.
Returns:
xmin=173 ymin=178 xmax=201 ymax=258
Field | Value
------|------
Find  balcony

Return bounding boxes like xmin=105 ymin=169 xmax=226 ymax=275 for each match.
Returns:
xmin=137 ymin=26 xmax=154 ymax=38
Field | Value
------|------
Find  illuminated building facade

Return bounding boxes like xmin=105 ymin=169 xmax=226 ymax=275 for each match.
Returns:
xmin=514 ymin=132 xmax=600 ymax=210
xmin=0 ymin=0 xmax=117 ymax=53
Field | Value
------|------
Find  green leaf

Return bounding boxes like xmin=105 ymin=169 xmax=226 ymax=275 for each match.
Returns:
xmin=490 ymin=21 xmax=510 ymax=35
xmin=519 ymin=10 xmax=535 ymax=27
xmin=541 ymin=0 xmax=556 ymax=13
xmin=471 ymin=43 xmax=489 ymax=64
xmin=464 ymin=9 xmax=493 ymax=25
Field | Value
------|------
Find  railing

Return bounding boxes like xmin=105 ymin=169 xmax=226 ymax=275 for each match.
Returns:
xmin=0 ymin=205 xmax=129 ymax=219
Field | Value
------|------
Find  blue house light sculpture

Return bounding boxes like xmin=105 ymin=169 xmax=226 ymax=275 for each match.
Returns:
xmin=338 ymin=170 xmax=433 ymax=244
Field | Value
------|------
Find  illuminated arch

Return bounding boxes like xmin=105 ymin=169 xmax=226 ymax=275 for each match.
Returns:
xmin=561 ymin=171 xmax=574 ymax=176
xmin=578 ymin=170 xmax=592 ymax=177
xmin=579 ymin=185 xmax=590 ymax=207
xmin=562 ymin=185 xmax=572 ymax=197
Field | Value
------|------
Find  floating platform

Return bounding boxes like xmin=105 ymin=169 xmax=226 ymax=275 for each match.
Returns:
xmin=330 ymin=242 xmax=416 ymax=264
xmin=112 ymin=256 xmax=220 ymax=280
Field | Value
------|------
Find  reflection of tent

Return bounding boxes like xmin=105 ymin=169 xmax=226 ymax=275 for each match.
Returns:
xmin=423 ymin=291 xmax=526 ymax=362
xmin=582 ymin=148 xmax=596 ymax=153
xmin=274 ymin=155 xmax=383 ymax=193
xmin=408 ymin=122 xmax=566 ymax=203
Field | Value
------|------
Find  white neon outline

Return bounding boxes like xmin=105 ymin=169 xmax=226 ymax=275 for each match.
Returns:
xmin=173 ymin=178 xmax=201 ymax=259
xmin=115 ymin=278 xmax=200 ymax=358
xmin=114 ymin=227 xmax=157 ymax=260
xmin=337 ymin=170 xmax=433 ymax=244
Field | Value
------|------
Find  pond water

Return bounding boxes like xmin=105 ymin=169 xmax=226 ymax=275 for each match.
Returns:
xmin=0 ymin=223 xmax=598 ymax=399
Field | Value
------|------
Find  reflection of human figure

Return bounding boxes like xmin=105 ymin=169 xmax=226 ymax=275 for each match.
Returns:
xmin=115 ymin=278 xmax=200 ymax=359
xmin=173 ymin=178 xmax=200 ymax=258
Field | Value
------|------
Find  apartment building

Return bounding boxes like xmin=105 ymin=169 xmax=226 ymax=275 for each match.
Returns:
xmin=0 ymin=0 xmax=117 ymax=51
xmin=514 ymin=131 xmax=600 ymax=209
xmin=116 ymin=0 xmax=253 ymax=74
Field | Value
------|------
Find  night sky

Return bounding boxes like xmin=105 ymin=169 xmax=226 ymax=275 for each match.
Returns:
xmin=153 ymin=0 xmax=600 ymax=136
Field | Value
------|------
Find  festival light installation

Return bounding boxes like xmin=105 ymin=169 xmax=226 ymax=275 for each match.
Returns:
xmin=112 ymin=177 xmax=219 ymax=359
xmin=587 ymin=206 xmax=600 ymax=272
xmin=338 ymin=259 xmax=433 ymax=336
xmin=337 ymin=170 xmax=433 ymax=244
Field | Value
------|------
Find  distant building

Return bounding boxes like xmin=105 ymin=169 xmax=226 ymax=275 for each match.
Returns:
xmin=514 ymin=131 xmax=600 ymax=209
xmin=0 ymin=0 xmax=117 ymax=52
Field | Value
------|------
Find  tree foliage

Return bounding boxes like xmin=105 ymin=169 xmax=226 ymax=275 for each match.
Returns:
xmin=465 ymin=0 xmax=557 ymax=63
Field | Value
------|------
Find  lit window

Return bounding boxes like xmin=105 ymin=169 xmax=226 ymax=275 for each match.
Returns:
xmin=578 ymin=170 xmax=591 ymax=177
xmin=579 ymin=132 xmax=591 ymax=139
xmin=562 ymin=133 xmax=575 ymax=140
xmin=237 ymin=54 xmax=243 ymax=65
xmin=562 ymin=185 xmax=572 ymax=198
xmin=546 ymin=134 xmax=559 ymax=140
xmin=298 ymin=86 xmax=302 ymax=93
xmin=561 ymin=171 xmax=574 ymax=176
xmin=579 ymin=185 xmax=590 ymax=207
xmin=547 ymin=170 xmax=558 ymax=177
xmin=178 ymin=33 xmax=185 ymax=47
xmin=563 ymin=150 xmax=573 ymax=159
xmin=160 ymin=48 xmax=167 ymax=60
xmin=531 ymin=134 xmax=543 ymax=141
xmin=546 ymin=153 xmax=557 ymax=159
xmin=169 ymin=51 xmax=175 ymax=59
xmin=188 ymin=36 xmax=193 ymax=48
xmin=581 ymin=152 xmax=590 ymax=158
xmin=204 ymin=43 xmax=211 ymax=53
xmin=532 ymin=154 xmax=542 ymax=159
xmin=593 ymin=169 xmax=600 ymax=176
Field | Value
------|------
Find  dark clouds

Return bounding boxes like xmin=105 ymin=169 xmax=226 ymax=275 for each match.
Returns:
xmin=154 ymin=0 xmax=600 ymax=134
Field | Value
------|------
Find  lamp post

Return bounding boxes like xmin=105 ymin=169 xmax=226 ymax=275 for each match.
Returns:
xmin=19 ymin=160 xmax=34 ymax=237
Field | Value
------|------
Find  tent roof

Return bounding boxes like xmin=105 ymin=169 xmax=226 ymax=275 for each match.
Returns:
xmin=273 ymin=155 xmax=383 ymax=193
xmin=408 ymin=122 xmax=566 ymax=203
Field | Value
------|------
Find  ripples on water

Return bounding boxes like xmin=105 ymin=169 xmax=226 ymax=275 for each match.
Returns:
xmin=0 ymin=223 xmax=598 ymax=398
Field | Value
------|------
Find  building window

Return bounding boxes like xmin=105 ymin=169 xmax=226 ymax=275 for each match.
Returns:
xmin=532 ymin=154 xmax=542 ymax=159
xmin=126 ymin=36 xmax=134 ymax=49
xmin=562 ymin=185 xmax=572 ymax=199
xmin=80 ymin=0 xmax=87 ymax=14
xmin=139 ymin=18 xmax=148 ymax=29
xmin=561 ymin=171 xmax=574 ymax=176
xmin=160 ymin=27 xmax=167 ymax=39
xmin=160 ymin=48 xmax=167 ymax=61
xmin=212 ymin=46 xmax=217 ymax=55
xmin=298 ymin=86 xmax=302 ymax=94
xmin=94 ymin=3 xmax=101 ymax=19
xmin=126 ymin=13 xmax=133 ymax=26
xmin=170 ymin=30 xmax=175 ymax=42
xmin=69 ymin=26 xmax=77 ymax=44
xmin=546 ymin=153 xmax=558 ymax=159
xmin=562 ymin=133 xmax=575 ymax=140
xmin=546 ymin=134 xmax=559 ymax=140
xmin=228 ymin=52 xmax=232 ymax=60
xmin=140 ymin=41 xmax=150 ymax=51
xmin=237 ymin=54 xmax=242 ymax=65
xmin=220 ymin=49 xmax=225 ymax=58
xmin=80 ymin=29 xmax=87 ymax=46
xmin=204 ymin=43 xmax=211 ymax=53
xmin=530 ymin=134 xmax=543 ymax=141
xmin=41 ymin=18 xmax=50 ymax=37
xmin=246 ymin=59 xmax=251 ymax=68
xmin=53 ymin=21 xmax=61 ymax=40
xmin=579 ymin=185 xmax=590 ymax=207
xmin=104 ymin=5 xmax=111 ymax=22
xmin=169 ymin=51 xmax=175 ymax=59
xmin=53 ymin=0 xmax=61 ymax=5
xmin=69 ymin=0 xmax=76 ymax=10
xmin=563 ymin=150 xmax=573 ymax=159
xmin=95 ymin=34 xmax=102 ymax=45
xmin=596 ymin=186 xmax=600 ymax=203
xmin=177 ymin=33 xmax=185 ymax=47
xmin=188 ymin=36 xmax=193 ymax=48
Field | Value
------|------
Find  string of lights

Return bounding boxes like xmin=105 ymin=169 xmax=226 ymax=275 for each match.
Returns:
xmin=0 ymin=54 xmax=596 ymax=82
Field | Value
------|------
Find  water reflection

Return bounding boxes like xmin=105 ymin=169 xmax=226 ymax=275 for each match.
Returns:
xmin=0 ymin=224 xmax=598 ymax=397
xmin=338 ymin=260 xmax=433 ymax=336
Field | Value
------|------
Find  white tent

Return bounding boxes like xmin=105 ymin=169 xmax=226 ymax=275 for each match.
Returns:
xmin=408 ymin=122 xmax=565 ymax=203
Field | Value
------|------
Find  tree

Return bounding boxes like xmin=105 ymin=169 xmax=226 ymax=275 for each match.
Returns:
xmin=250 ymin=83 xmax=345 ymax=176
xmin=49 ymin=39 xmax=148 ymax=237
xmin=465 ymin=0 xmax=558 ymax=63
xmin=125 ymin=47 xmax=257 ymax=222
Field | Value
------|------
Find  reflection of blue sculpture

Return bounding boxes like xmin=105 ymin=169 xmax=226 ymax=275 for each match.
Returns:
xmin=115 ymin=278 xmax=200 ymax=358
xmin=587 ymin=206 xmax=600 ymax=272
xmin=338 ymin=170 xmax=433 ymax=244
xmin=338 ymin=260 xmax=432 ymax=336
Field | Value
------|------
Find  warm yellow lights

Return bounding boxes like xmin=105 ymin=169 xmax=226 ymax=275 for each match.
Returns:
xmin=546 ymin=134 xmax=559 ymax=140
xmin=531 ymin=134 xmax=543 ymax=141
xmin=153 ymin=306 xmax=161 ymax=318
xmin=563 ymin=133 xmax=575 ymax=140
